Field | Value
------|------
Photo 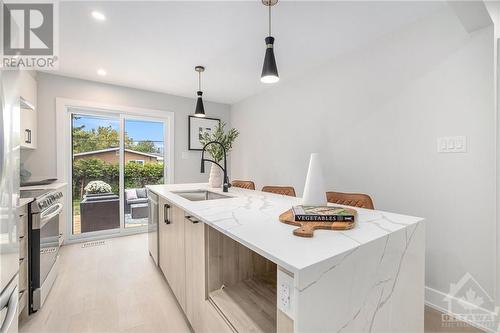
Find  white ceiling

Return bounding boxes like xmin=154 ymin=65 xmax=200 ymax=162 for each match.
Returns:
xmin=55 ymin=1 xmax=447 ymax=104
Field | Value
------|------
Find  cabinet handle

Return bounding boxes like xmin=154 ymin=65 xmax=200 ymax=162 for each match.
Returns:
xmin=164 ymin=204 xmax=171 ymax=224
xmin=186 ymin=216 xmax=199 ymax=224
xmin=25 ymin=129 xmax=31 ymax=144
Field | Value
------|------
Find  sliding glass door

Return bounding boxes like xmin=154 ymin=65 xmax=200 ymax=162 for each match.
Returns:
xmin=123 ymin=119 xmax=165 ymax=228
xmin=71 ymin=114 xmax=121 ymax=235
xmin=70 ymin=112 xmax=167 ymax=238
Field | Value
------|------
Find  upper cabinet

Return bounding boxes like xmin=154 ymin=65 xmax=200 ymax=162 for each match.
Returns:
xmin=20 ymin=71 xmax=37 ymax=150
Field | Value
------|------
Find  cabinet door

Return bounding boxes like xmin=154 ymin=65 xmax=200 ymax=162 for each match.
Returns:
xmin=20 ymin=108 xmax=37 ymax=149
xmin=159 ymin=201 xmax=186 ymax=311
xmin=19 ymin=71 xmax=37 ymax=149
xmin=169 ymin=205 xmax=186 ymax=310
xmin=185 ymin=215 xmax=206 ymax=330
xmin=58 ymin=188 xmax=66 ymax=245
xmin=19 ymin=71 xmax=36 ymax=107
xmin=158 ymin=198 xmax=169 ymax=276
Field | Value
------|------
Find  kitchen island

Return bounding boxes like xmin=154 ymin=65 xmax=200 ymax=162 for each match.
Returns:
xmin=147 ymin=183 xmax=425 ymax=333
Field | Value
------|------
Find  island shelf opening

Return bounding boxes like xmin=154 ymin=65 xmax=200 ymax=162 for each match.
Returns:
xmin=207 ymin=226 xmax=278 ymax=333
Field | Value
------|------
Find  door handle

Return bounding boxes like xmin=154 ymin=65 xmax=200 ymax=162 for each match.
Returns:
xmin=164 ymin=204 xmax=171 ymax=224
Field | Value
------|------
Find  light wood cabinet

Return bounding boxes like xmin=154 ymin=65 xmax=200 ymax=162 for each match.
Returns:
xmin=157 ymin=198 xmax=253 ymax=333
xmin=19 ymin=71 xmax=37 ymax=150
xmin=158 ymin=198 xmax=186 ymax=311
xmin=184 ymin=215 xmax=206 ymax=331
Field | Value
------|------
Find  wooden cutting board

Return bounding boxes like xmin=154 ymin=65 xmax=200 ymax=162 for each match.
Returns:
xmin=278 ymin=208 xmax=357 ymax=237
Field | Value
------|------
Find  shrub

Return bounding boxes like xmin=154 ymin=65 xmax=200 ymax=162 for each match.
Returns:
xmin=72 ymin=158 xmax=164 ymax=199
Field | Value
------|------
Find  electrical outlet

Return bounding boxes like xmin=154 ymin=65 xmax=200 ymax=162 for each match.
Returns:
xmin=278 ymin=282 xmax=290 ymax=310
xmin=277 ymin=269 xmax=294 ymax=319
xmin=437 ymin=136 xmax=467 ymax=153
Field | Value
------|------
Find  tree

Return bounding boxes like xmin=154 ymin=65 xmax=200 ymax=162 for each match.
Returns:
xmin=73 ymin=158 xmax=108 ymax=198
xmin=130 ymin=140 xmax=159 ymax=154
xmin=72 ymin=125 xmax=134 ymax=154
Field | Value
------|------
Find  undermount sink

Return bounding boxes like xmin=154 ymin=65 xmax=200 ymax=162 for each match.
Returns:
xmin=172 ymin=190 xmax=232 ymax=201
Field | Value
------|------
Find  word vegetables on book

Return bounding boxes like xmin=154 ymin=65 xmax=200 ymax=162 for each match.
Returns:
xmin=292 ymin=206 xmax=355 ymax=222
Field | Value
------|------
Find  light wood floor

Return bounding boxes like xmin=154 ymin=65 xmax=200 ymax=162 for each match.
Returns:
xmin=20 ymin=233 xmax=484 ymax=333
xmin=19 ymin=233 xmax=190 ymax=333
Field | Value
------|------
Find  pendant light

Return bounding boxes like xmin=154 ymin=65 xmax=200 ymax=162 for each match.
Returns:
xmin=261 ymin=0 xmax=279 ymax=84
xmin=194 ymin=66 xmax=206 ymax=117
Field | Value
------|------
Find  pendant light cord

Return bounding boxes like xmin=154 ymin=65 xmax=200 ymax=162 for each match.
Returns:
xmin=268 ymin=4 xmax=272 ymax=37
xmin=198 ymin=71 xmax=201 ymax=91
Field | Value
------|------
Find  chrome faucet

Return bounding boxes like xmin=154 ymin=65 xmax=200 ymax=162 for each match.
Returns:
xmin=200 ymin=141 xmax=230 ymax=192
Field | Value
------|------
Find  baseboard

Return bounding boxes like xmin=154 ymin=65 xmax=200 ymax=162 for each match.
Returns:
xmin=425 ymin=286 xmax=499 ymax=333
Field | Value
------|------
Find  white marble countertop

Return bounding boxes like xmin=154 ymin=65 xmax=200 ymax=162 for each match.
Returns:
xmin=20 ymin=182 xmax=67 ymax=191
xmin=147 ymin=183 xmax=424 ymax=274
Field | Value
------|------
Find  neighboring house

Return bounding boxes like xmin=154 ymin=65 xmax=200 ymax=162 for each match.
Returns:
xmin=73 ymin=148 xmax=163 ymax=164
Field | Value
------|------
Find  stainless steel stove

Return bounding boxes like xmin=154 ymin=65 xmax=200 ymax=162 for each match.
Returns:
xmin=20 ymin=189 xmax=63 ymax=313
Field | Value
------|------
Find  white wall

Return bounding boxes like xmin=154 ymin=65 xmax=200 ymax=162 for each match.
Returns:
xmin=231 ymin=7 xmax=497 ymax=318
xmin=22 ymin=72 xmax=230 ymax=183
xmin=486 ymin=0 xmax=500 ymax=312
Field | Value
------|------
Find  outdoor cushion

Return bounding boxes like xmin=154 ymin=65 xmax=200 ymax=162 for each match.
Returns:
xmin=85 ymin=194 xmax=119 ymax=202
xmin=136 ymin=188 xmax=147 ymax=198
xmin=125 ymin=189 xmax=138 ymax=200
xmin=127 ymin=198 xmax=148 ymax=205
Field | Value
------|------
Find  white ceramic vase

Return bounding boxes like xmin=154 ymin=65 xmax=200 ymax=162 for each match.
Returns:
xmin=208 ymin=164 xmax=223 ymax=188
xmin=302 ymin=153 xmax=327 ymax=206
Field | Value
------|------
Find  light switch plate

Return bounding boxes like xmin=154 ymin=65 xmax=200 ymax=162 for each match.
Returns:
xmin=181 ymin=152 xmax=189 ymax=160
xmin=437 ymin=136 xmax=466 ymax=153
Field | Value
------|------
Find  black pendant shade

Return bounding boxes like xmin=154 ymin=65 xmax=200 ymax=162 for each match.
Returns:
xmin=261 ymin=36 xmax=279 ymax=83
xmin=194 ymin=90 xmax=205 ymax=117
xmin=260 ymin=0 xmax=279 ymax=83
xmin=194 ymin=66 xmax=206 ymax=117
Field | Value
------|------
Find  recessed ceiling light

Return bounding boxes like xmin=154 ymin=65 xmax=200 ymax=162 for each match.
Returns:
xmin=97 ymin=69 xmax=107 ymax=76
xmin=91 ymin=11 xmax=106 ymax=21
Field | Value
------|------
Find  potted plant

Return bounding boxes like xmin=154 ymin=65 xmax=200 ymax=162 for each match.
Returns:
xmin=84 ymin=180 xmax=112 ymax=196
xmin=199 ymin=122 xmax=239 ymax=188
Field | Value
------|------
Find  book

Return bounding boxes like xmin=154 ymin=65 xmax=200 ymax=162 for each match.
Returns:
xmin=292 ymin=205 xmax=356 ymax=222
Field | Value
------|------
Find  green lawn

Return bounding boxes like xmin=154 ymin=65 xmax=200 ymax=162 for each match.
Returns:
xmin=73 ymin=198 xmax=80 ymax=216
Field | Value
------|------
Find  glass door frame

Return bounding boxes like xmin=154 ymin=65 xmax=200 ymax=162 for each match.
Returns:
xmin=57 ymin=99 xmax=174 ymax=243
xmin=121 ymin=115 xmax=168 ymax=231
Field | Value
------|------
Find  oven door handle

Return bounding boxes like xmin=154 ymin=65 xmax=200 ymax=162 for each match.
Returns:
xmin=40 ymin=203 xmax=63 ymax=223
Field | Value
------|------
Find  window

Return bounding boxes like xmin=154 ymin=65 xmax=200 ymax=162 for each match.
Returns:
xmin=129 ymin=160 xmax=145 ymax=165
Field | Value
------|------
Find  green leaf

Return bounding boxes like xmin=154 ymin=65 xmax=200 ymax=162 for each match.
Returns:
xmin=199 ymin=122 xmax=239 ymax=162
